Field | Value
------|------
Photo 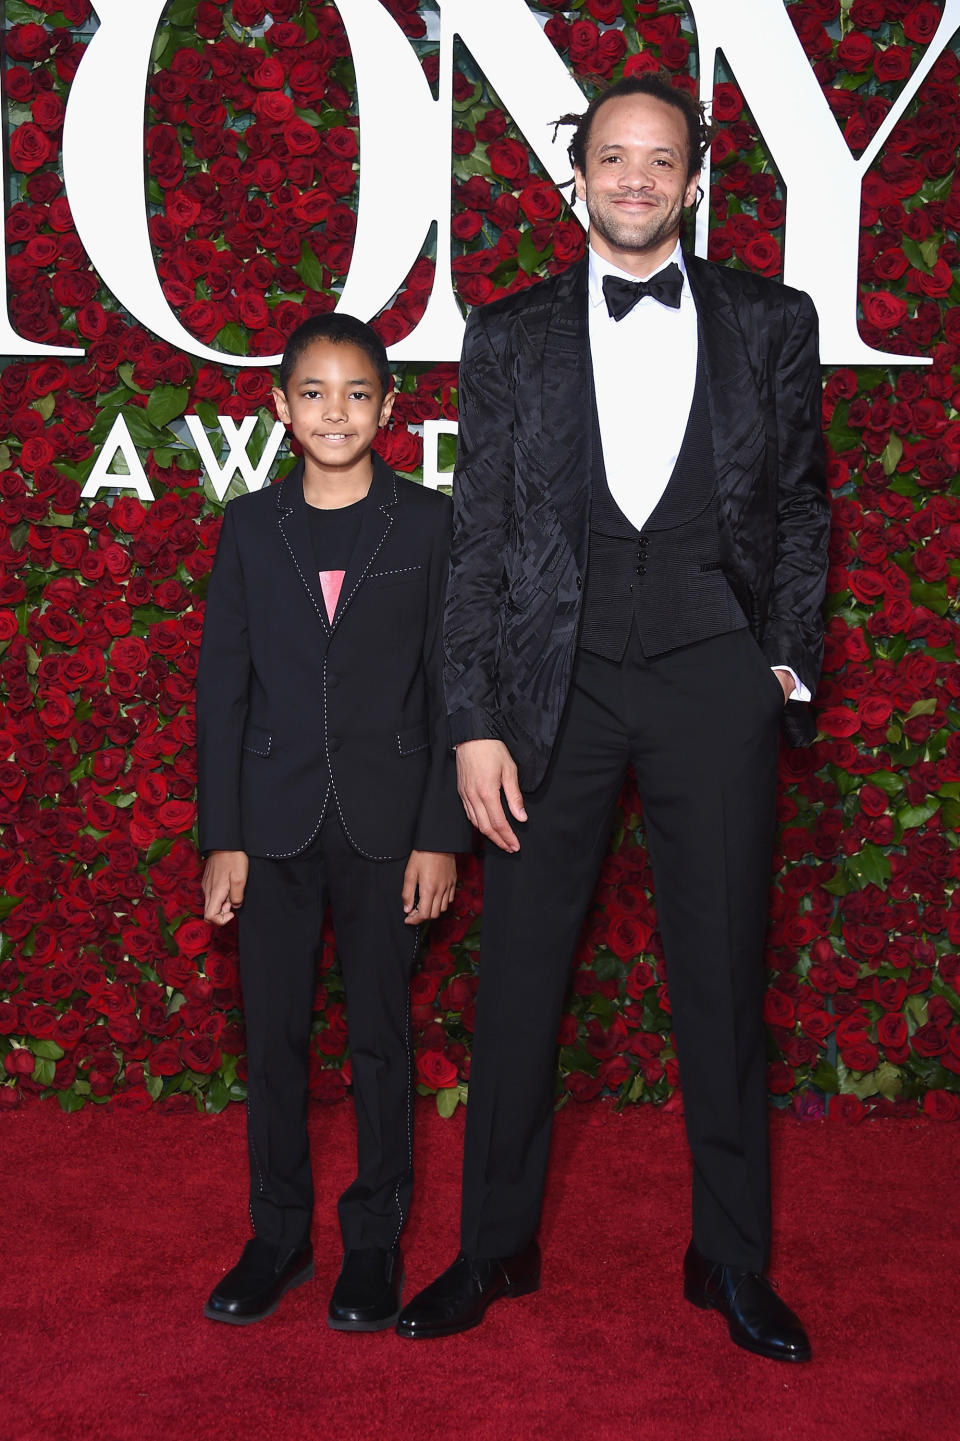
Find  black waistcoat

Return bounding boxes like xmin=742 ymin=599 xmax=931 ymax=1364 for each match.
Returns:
xmin=578 ymin=335 xmax=748 ymax=662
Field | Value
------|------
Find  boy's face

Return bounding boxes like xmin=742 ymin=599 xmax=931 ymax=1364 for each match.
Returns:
xmin=273 ymin=338 xmax=395 ymax=476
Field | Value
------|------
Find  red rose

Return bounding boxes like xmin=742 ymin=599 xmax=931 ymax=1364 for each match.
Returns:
xmin=416 ymin=1050 xmax=458 ymax=1090
xmin=861 ymin=291 xmax=908 ymax=331
xmin=923 ymin=1091 xmax=960 ymax=1121
xmin=517 ymin=182 xmax=562 ymax=223
xmin=487 ymin=138 xmax=530 ymax=184
xmin=837 ymin=33 xmax=875 ymax=71
xmin=181 ymin=1034 xmax=221 ymax=1074
xmin=903 ymin=3 xmax=941 ymax=42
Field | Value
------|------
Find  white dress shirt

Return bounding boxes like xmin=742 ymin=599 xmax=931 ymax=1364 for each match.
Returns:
xmin=586 ymin=243 xmax=808 ymax=702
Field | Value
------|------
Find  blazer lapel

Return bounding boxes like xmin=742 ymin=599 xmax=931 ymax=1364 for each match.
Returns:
xmin=276 ymin=459 xmax=331 ymax=635
xmin=328 ymin=453 xmax=397 ymax=630
xmin=529 ymin=256 xmax=592 ymax=559
xmin=684 ymin=254 xmax=766 ymax=496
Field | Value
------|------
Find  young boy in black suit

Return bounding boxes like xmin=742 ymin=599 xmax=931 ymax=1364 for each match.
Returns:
xmin=196 ymin=313 xmax=470 ymax=1330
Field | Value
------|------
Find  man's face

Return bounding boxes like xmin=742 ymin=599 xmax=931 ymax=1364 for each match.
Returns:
xmin=573 ymin=93 xmax=700 ymax=273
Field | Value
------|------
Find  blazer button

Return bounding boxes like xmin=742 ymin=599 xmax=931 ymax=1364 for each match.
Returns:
xmin=636 ymin=566 xmax=646 ymax=576
xmin=327 ymin=672 xmax=339 ymax=688
xmin=329 ymin=736 xmax=341 ymax=753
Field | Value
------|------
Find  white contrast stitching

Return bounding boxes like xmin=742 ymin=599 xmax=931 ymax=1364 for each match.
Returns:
xmin=397 ymin=730 xmax=429 ymax=756
xmin=330 ymin=512 xmax=394 ymax=631
xmin=367 ymin=564 xmax=421 ymax=580
xmin=242 ymin=733 xmax=272 ymax=757
xmin=392 ymin=923 xmax=419 ymax=1248
xmin=322 ymin=654 xmax=394 ymax=860
xmin=279 ymin=510 xmax=331 ymax=633
xmin=258 ymin=783 xmax=329 ymax=860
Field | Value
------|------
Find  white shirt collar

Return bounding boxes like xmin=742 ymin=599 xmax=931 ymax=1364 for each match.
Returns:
xmin=587 ymin=240 xmax=687 ymax=309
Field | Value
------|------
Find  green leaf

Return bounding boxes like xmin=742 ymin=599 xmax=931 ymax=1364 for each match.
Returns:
xmin=867 ymin=771 xmax=904 ymax=796
xmin=845 ymin=845 xmax=891 ymax=891
xmin=437 ymin=431 xmax=458 ymax=472
xmin=58 ymin=1091 xmax=86 ymax=1114
xmin=31 ymin=1039 xmax=65 ymax=1061
xmin=296 ymin=241 xmax=325 ymax=294
xmin=897 ymin=799 xmax=939 ymax=829
xmin=145 ymin=1073 xmax=163 ymax=1101
xmin=517 ymin=229 xmax=551 ymax=276
xmin=435 ymin=1085 xmax=461 ymax=1118
xmin=0 ymin=444 xmax=10 ymax=469
xmin=32 ymin=393 xmax=56 ymax=421
xmin=215 ymin=323 xmax=249 ymax=357
xmin=146 ymin=385 xmax=191 ymax=430
xmin=909 ymin=581 xmax=948 ymax=616
xmin=0 ymin=895 xmax=22 ymax=921
xmin=34 ymin=1058 xmax=56 ymax=1087
xmin=880 ymin=433 xmax=903 ymax=476
xmin=901 ymin=236 xmax=934 ymax=274
xmin=903 ymin=696 xmax=938 ymax=721
xmin=810 ymin=1059 xmax=839 ymax=1093
xmin=165 ymin=0 xmax=200 ymax=24
xmin=146 ymin=837 xmax=173 ymax=865
xmin=204 ymin=1073 xmax=230 ymax=1114
xmin=121 ymin=406 xmax=166 ymax=450
xmin=4 ymin=0 xmax=43 ymax=21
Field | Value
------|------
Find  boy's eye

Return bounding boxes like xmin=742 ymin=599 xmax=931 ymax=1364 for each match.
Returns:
xmin=349 ymin=391 xmax=371 ymax=401
xmin=302 ymin=389 xmax=321 ymax=399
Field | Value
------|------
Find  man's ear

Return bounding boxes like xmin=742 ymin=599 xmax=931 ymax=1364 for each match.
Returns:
xmin=683 ymin=170 xmax=701 ymax=210
xmin=378 ymin=387 xmax=396 ymax=428
xmin=272 ymin=385 xmax=291 ymax=424
xmin=573 ymin=165 xmax=586 ymax=203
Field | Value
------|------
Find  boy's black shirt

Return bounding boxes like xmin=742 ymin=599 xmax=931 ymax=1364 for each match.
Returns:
xmin=306 ymin=495 xmax=364 ymax=577
xmin=195 ymin=454 xmax=471 ymax=863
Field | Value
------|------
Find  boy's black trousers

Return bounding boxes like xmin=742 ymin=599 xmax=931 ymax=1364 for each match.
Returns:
xmin=237 ymin=812 xmax=418 ymax=1256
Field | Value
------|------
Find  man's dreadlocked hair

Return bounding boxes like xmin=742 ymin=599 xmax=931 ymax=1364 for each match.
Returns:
xmin=554 ymin=71 xmax=714 ymax=184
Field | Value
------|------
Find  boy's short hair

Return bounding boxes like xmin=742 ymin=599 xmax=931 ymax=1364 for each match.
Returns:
xmin=278 ymin=311 xmax=393 ymax=398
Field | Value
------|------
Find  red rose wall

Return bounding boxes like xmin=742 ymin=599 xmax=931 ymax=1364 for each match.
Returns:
xmin=1 ymin=0 xmax=959 ymax=1122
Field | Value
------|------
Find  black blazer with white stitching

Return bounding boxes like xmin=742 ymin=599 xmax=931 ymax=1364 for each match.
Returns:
xmin=196 ymin=454 xmax=471 ymax=862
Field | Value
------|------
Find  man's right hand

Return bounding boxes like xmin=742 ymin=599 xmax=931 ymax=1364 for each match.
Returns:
xmin=202 ymin=849 xmax=249 ymax=925
xmin=455 ymin=739 xmax=526 ymax=853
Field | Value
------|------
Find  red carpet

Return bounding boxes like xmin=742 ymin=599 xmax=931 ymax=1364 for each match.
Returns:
xmin=3 ymin=1100 xmax=958 ymax=1441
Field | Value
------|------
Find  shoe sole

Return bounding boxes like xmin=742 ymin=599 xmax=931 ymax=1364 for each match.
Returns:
xmin=203 ymin=1260 xmax=315 ymax=1326
xmin=395 ymin=1273 xmax=540 ymax=1340
xmin=683 ymin=1283 xmax=812 ymax=1364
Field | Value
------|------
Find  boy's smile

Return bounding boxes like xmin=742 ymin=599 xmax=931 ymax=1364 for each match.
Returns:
xmin=273 ymin=337 xmax=395 ymax=502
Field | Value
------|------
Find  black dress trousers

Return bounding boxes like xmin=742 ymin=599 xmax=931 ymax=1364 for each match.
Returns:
xmin=237 ymin=812 xmax=419 ymax=1254
xmin=460 ymin=625 xmax=784 ymax=1271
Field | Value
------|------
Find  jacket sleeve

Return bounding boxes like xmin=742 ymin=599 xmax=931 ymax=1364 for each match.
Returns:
xmin=194 ymin=502 xmax=250 ymax=853
xmin=443 ymin=306 xmax=515 ymax=747
xmin=414 ymin=498 xmax=474 ymax=854
xmin=760 ymin=289 xmax=830 ymax=698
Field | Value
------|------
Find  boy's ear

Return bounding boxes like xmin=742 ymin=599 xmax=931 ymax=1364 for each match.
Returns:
xmin=378 ymin=387 xmax=397 ymax=428
xmin=272 ymin=385 xmax=291 ymax=425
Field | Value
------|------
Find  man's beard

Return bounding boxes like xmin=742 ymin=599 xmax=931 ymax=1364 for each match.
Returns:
xmin=586 ymin=189 xmax=683 ymax=256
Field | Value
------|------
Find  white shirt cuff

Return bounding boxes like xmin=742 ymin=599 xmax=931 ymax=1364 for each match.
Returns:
xmin=773 ymin=665 xmax=810 ymax=703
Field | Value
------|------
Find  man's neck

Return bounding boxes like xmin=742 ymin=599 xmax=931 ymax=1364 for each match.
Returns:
xmin=589 ymin=232 xmax=681 ymax=280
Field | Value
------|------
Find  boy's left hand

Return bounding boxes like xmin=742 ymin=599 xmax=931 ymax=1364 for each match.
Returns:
xmin=402 ymin=850 xmax=457 ymax=925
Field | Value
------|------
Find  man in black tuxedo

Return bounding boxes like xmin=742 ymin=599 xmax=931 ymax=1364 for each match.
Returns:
xmin=397 ymin=75 xmax=828 ymax=1361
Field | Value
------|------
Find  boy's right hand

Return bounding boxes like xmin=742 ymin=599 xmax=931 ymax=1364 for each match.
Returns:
xmin=202 ymin=849 xmax=249 ymax=925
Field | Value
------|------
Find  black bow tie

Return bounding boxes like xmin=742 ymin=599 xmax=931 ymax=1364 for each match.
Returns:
xmin=602 ymin=263 xmax=684 ymax=319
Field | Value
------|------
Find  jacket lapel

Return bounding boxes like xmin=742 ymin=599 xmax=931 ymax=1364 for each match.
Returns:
xmin=276 ymin=459 xmax=331 ymax=635
xmin=684 ymin=254 xmax=766 ymax=495
xmin=529 ymin=256 xmax=592 ymax=560
xmin=328 ymin=453 xmax=397 ymax=630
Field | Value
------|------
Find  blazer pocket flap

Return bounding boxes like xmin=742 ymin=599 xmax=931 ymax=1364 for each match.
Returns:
xmin=242 ymin=724 xmax=272 ymax=757
xmin=397 ymin=724 xmax=429 ymax=756
xmin=366 ymin=564 xmax=423 ymax=587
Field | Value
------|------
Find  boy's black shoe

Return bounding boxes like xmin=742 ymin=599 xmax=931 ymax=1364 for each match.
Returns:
xmin=328 ymin=1246 xmax=404 ymax=1331
xmin=395 ymin=1240 xmax=541 ymax=1338
xmin=682 ymin=1240 xmax=811 ymax=1362
xmin=204 ymin=1238 xmax=314 ymax=1325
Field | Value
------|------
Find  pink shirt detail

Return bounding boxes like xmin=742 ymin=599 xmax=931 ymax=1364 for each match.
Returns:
xmin=319 ymin=570 xmax=345 ymax=623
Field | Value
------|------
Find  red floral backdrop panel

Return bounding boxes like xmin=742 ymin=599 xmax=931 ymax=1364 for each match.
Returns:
xmin=1 ymin=0 xmax=958 ymax=1120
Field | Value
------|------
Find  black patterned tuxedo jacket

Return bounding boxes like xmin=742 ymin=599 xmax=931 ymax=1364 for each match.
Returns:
xmin=443 ymin=253 xmax=830 ymax=790
xmin=196 ymin=454 xmax=471 ymax=861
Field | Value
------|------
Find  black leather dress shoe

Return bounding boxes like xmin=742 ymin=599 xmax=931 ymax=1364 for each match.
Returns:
xmin=395 ymin=1240 xmax=540 ymax=1339
xmin=328 ymin=1246 xmax=403 ymax=1331
xmin=204 ymin=1238 xmax=314 ymax=1325
xmin=683 ymin=1241 xmax=811 ymax=1363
